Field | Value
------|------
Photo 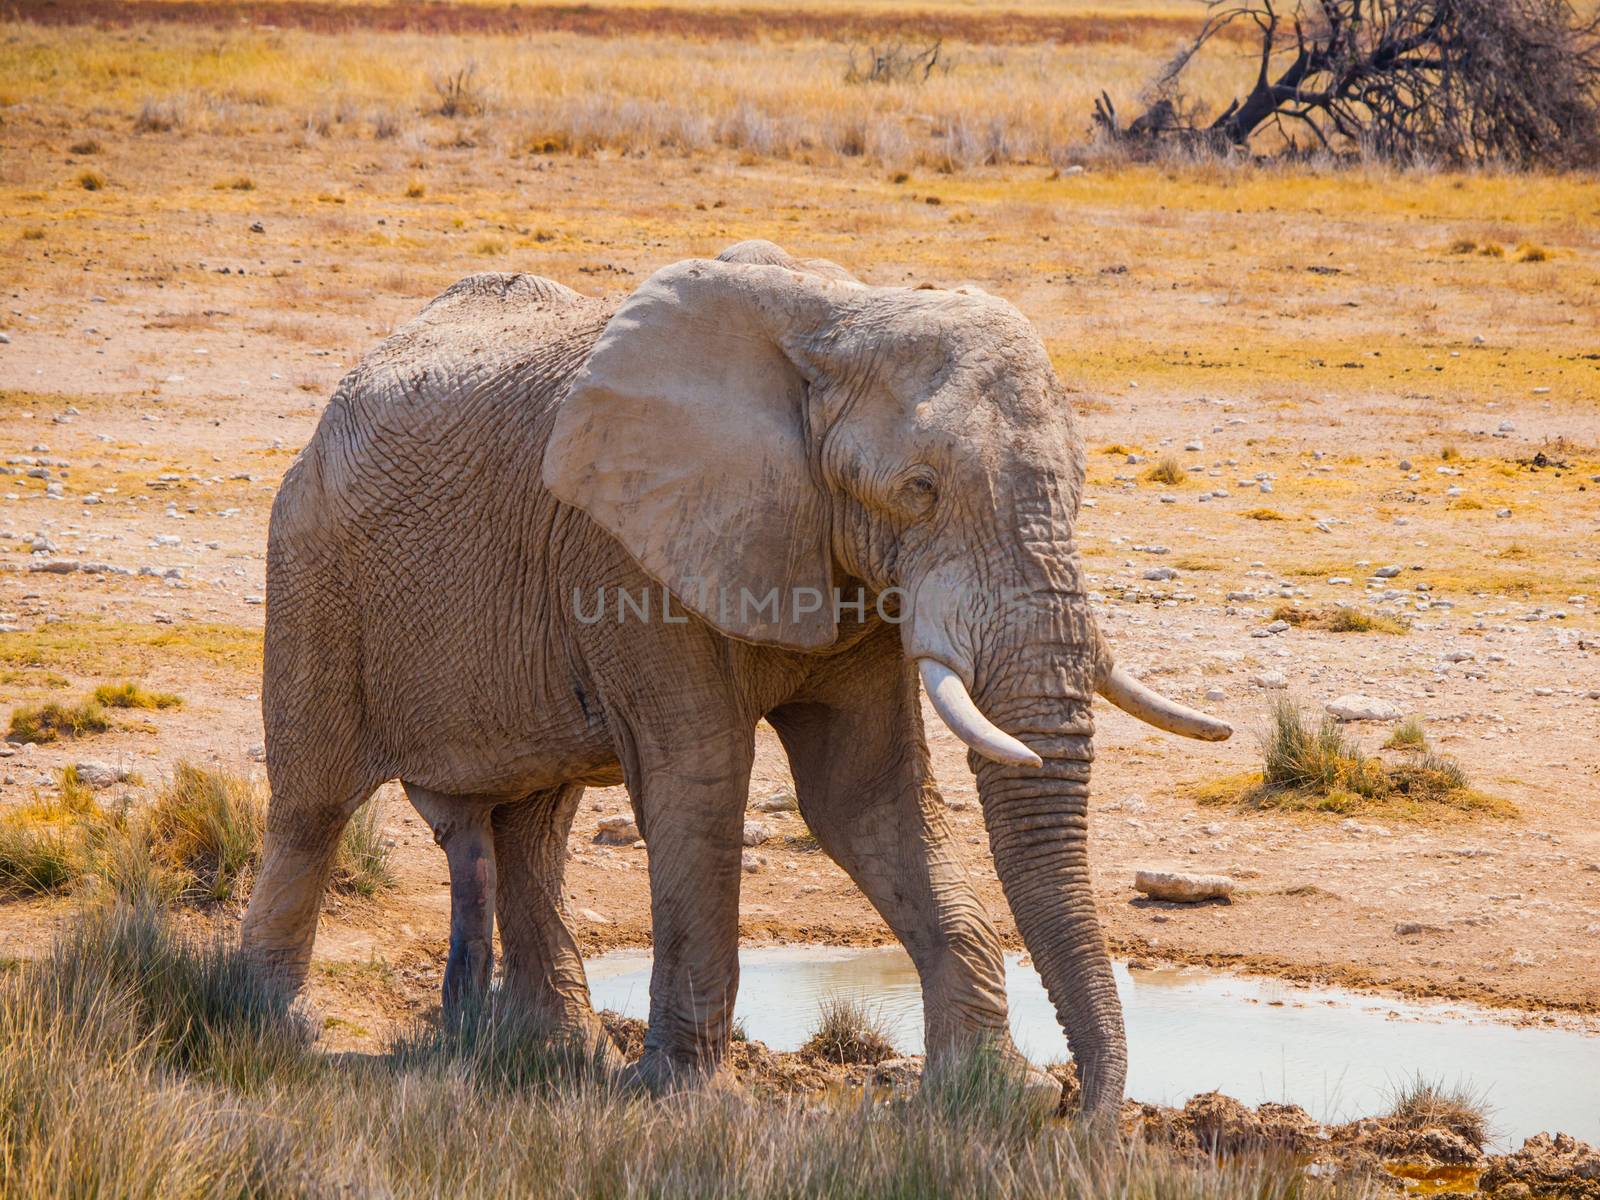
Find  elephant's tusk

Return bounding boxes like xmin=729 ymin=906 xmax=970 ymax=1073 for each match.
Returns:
xmin=1098 ymin=665 xmax=1232 ymax=742
xmin=918 ymin=659 xmax=1043 ymax=768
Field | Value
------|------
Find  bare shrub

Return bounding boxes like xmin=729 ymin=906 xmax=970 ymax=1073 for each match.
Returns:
xmin=1095 ymin=0 xmax=1600 ymax=167
xmin=845 ymin=40 xmax=945 ymax=86
xmin=432 ymin=63 xmax=487 ymax=118
xmin=132 ymin=97 xmax=184 ymax=133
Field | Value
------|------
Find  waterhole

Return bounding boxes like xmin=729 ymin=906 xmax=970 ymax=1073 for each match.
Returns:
xmin=586 ymin=946 xmax=1599 ymax=1148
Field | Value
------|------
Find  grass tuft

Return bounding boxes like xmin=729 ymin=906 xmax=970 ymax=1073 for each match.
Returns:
xmin=1384 ymin=717 xmax=1428 ymax=751
xmin=1384 ymin=1077 xmax=1491 ymax=1150
xmin=1142 ymin=454 xmax=1185 ymax=485
xmin=1241 ymin=508 xmax=1285 ymax=520
xmin=146 ymin=763 xmax=264 ymax=903
xmin=8 ymin=698 xmax=110 ymax=744
xmin=68 ymin=137 xmax=101 ymax=155
xmin=800 ymin=995 xmax=898 ymax=1065
xmin=76 ymin=168 xmax=106 ymax=190
xmin=1270 ymin=605 xmax=1409 ymax=634
xmin=1513 ymin=242 xmax=1549 ymax=263
xmin=1195 ymin=700 xmax=1512 ymax=821
xmin=93 ymin=681 xmax=182 ymax=710
xmin=332 ymin=797 xmax=394 ymax=897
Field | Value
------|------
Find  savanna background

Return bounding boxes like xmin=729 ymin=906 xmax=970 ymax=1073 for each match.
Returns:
xmin=1 ymin=0 xmax=1598 ymax=1195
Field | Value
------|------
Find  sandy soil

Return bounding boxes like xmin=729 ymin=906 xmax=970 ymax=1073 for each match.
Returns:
xmin=2 ymin=73 xmax=1598 ymax=1049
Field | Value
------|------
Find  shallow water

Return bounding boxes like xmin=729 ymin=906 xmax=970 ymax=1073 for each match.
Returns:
xmin=586 ymin=946 xmax=1600 ymax=1148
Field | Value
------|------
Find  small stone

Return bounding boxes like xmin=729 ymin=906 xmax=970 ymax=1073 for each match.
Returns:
xmin=1393 ymin=921 xmax=1444 ymax=936
xmin=1325 ymin=694 xmax=1404 ymax=722
xmin=1397 ymin=459 xmax=1412 ymax=471
xmin=73 ymin=761 xmax=119 ymax=788
xmin=1205 ymin=687 xmax=1226 ymax=702
xmin=741 ymin=851 xmax=767 ymax=873
xmin=577 ymin=907 xmax=611 ymax=925
xmin=594 ymin=814 xmax=641 ymax=845
xmin=1265 ymin=619 xmax=1290 ymax=634
xmin=1143 ymin=566 xmax=1178 ymax=582
xmin=1134 ymin=869 xmax=1234 ymax=903
xmin=1249 ymin=671 xmax=1288 ymax=689
xmin=753 ymin=789 xmax=797 ymax=813
xmin=1374 ymin=565 xmax=1403 ymax=578
xmin=742 ymin=820 xmax=772 ymax=847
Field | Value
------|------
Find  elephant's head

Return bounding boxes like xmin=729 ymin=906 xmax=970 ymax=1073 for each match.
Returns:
xmin=545 ymin=240 xmax=1230 ymax=1115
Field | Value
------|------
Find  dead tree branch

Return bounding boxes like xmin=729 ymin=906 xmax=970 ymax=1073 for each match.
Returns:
xmin=1095 ymin=0 xmax=1600 ymax=166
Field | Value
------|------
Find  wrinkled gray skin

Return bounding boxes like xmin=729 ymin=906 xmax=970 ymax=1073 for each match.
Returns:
xmin=243 ymin=241 xmax=1219 ymax=1116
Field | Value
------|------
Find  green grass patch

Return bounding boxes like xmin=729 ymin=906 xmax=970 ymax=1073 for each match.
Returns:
xmin=7 ymin=698 xmax=110 ymax=744
xmin=1383 ymin=717 xmax=1428 ymax=752
xmin=1193 ymin=700 xmax=1513 ymax=821
xmin=93 ymin=681 xmax=183 ymax=710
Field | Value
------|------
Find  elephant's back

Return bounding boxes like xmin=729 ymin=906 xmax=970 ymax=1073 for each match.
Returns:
xmin=278 ymin=272 xmax=616 ymax=535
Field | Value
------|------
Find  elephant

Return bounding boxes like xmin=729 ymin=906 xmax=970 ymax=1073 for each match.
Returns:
xmin=240 ymin=239 xmax=1230 ymax=1116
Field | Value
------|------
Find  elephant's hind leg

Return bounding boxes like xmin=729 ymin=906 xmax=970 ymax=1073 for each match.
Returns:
xmin=493 ymin=783 xmax=614 ymax=1056
xmin=243 ymin=781 xmax=374 ymax=993
xmin=405 ymin=787 xmax=498 ymax=1015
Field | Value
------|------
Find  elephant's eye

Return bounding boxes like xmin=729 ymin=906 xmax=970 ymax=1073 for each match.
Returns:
xmin=901 ymin=472 xmax=938 ymax=507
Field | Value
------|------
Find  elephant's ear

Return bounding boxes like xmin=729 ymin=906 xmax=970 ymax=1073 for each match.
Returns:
xmin=544 ymin=259 xmax=841 ymax=650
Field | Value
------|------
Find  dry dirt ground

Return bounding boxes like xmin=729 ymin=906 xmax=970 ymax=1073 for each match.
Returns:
xmin=2 ymin=7 xmax=1598 ymax=1053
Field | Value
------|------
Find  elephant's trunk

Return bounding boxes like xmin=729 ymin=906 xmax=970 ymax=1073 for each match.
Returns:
xmin=972 ymin=690 xmax=1125 ymax=1118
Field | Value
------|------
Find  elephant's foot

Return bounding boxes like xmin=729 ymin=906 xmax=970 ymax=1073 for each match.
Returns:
xmin=620 ymin=1046 xmax=740 ymax=1096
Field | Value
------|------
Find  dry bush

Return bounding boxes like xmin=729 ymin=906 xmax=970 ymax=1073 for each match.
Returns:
xmin=845 ymin=40 xmax=946 ymax=86
xmin=1143 ymin=455 xmax=1187 ymax=485
xmin=1096 ymin=0 xmax=1600 ymax=166
xmin=432 ymin=63 xmax=487 ymax=118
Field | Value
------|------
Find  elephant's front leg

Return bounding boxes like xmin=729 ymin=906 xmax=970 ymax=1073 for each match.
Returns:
xmin=628 ymin=733 xmax=753 ymax=1090
xmin=767 ymin=633 xmax=1019 ymax=1068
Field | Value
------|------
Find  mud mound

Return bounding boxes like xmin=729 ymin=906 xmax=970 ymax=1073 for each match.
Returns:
xmin=1120 ymin=1092 xmax=1323 ymax=1156
xmin=1481 ymin=1133 xmax=1600 ymax=1200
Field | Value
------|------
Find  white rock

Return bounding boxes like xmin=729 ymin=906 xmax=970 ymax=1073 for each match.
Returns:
xmin=1325 ymin=694 xmax=1404 ymax=722
xmin=1374 ymin=565 xmax=1403 ymax=578
xmin=577 ymin=907 xmax=611 ymax=925
xmin=741 ymin=851 xmax=767 ymax=873
xmin=1143 ymin=566 xmax=1178 ymax=582
xmin=594 ymin=814 xmax=640 ymax=845
xmin=1134 ymin=869 xmax=1234 ymax=903
xmin=1205 ymin=687 xmax=1226 ymax=701
xmin=73 ymin=761 xmax=119 ymax=789
xmin=742 ymin=820 xmax=772 ymax=847
xmin=1249 ymin=671 xmax=1288 ymax=689
xmin=753 ymin=789 xmax=797 ymax=813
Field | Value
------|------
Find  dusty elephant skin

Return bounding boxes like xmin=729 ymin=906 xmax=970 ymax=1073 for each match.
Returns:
xmin=240 ymin=239 xmax=1228 ymax=1114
